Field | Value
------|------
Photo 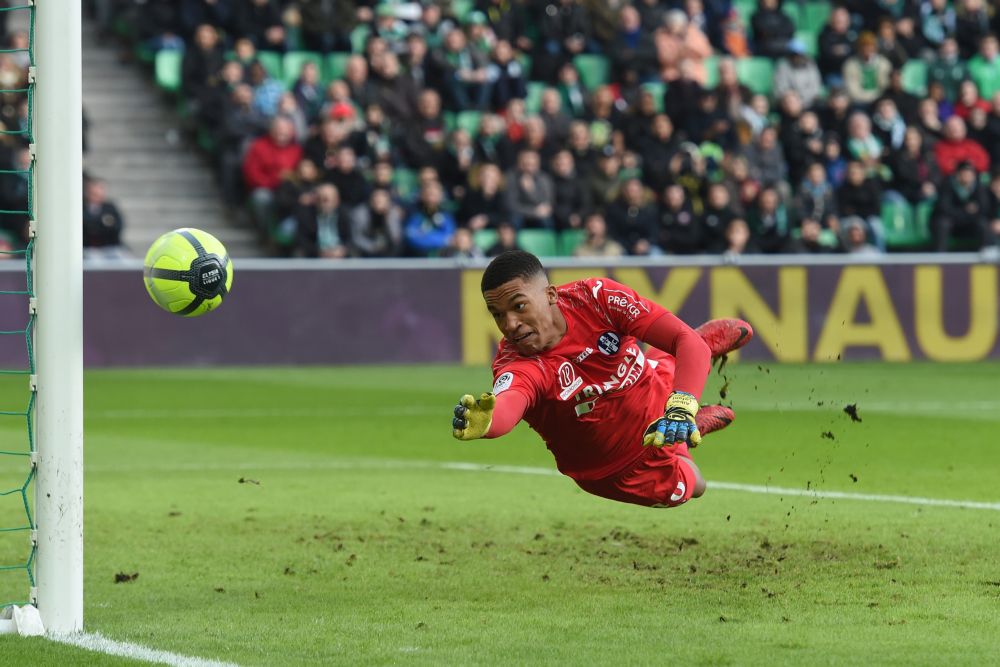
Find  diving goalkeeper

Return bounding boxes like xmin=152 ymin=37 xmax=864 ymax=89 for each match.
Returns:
xmin=451 ymin=250 xmax=752 ymax=508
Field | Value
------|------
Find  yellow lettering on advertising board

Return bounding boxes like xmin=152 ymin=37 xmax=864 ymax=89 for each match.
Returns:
xmin=814 ymin=266 xmax=910 ymax=361
xmin=612 ymin=267 xmax=702 ymax=312
xmin=460 ymin=270 xmax=502 ymax=365
xmin=914 ymin=265 xmax=998 ymax=361
xmin=709 ymin=266 xmax=808 ymax=361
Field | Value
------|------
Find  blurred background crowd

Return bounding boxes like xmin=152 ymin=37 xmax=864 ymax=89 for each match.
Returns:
xmin=68 ymin=1 xmax=1000 ymax=258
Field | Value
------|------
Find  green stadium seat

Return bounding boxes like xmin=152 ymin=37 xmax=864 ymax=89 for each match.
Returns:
xmin=801 ymin=2 xmax=832 ymax=33
xmin=473 ymin=229 xmax=498 ymax=252
xmin=350 ymin=25 xmax=370 ymax=53
xmin=794 ymin=29 xmax=819 ymax=58
xmin=283 ymin=51 xmax=324 ymax=88
xmin=518 ymin=229 xmax=558 ymax=257
xmin=882 ymin=198 xmax=932 ymax=249
xmin=736 ymin=57 xmax=775 ymax=96
xmin=525 ymin=81 xmax=546 ymax=114
xmin=782 ymin=2 xmax=801 ymax=28
xmin=446 ymin=111 xmax=483 ymax=137
xmin=573 ymin=54 xmax=610 ymax=90
xmin=733 ymin=0 xmax=756 ymax=27
xmin=392 ymin=168 xmax=419 ymax=200
xmin=518 ymin=53 xmax=533 ymax=78
xmin=901 ymin=60 xmax=927 ymax=96
xmin=558 ymin=229 xmax=587 ymax=256
xmin=257 ymin=51 xmax=284 ymax=80
xmin=703 ymin=55 xmax=720 ymax=89
xmin=452 ymin=0 xmax=475 ymax=22
xmin=325 ymin=53 xmax=351 ymax=82
xmin=640 ymin=82 xmax=666 ymax=113
xmin=155 ymin=50 xmax=182 ymax=93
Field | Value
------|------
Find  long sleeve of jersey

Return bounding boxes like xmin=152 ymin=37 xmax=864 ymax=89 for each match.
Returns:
xmin=484 ymin=390 xmax=529 ymax=439
xmin=641 ymin=311 xmax=712 ymax=400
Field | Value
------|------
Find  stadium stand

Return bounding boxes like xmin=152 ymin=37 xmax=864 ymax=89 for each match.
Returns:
xmin=100 ymin=0 xmax=1000 ymax=258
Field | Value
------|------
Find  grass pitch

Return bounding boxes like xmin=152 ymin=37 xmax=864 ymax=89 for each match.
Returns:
xmin=1 ymin=361 xmax=999 ymax=665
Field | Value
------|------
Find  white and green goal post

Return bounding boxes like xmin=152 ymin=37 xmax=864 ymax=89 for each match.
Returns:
xmin=0 ymin=0 xmax=83 ymax=636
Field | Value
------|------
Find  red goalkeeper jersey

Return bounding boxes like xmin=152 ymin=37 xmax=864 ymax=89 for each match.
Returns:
xmin=491 ymin=278 xmax=703 ymax=481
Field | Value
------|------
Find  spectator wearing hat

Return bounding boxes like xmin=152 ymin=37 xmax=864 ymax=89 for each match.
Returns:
xmin=932 ymin=160 xmax=992 ymax=250
xmin=842 ymin=218 xmax=881 ymax=255
xmin=818 ymin=6 xmax=855 ymax=88
xmin=836 ymin=160 xmax=886 ymax=250
xmin=934 ymin=115 xmax=990 ymax=176
xmin=843 ymin=32 xmax=892 ymax=106
xmin=751 ymin=0 xmax=795 ymax=59
xmin=773 ymin=39 xmax=823 ymax=109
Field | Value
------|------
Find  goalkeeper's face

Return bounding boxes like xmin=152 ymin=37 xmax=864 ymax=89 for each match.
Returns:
xmin=484 ymin=275 xmax=564 ymax=355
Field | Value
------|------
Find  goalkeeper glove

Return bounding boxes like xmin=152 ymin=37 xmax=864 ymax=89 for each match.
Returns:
xmin=452 ymin=393 xmax=496 ymax=441
xmin=643 ymin=391 xmax=702 ymax=448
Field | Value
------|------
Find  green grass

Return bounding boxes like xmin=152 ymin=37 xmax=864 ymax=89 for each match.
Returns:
xmin=2 ymin=362 xmax=1000 ymax=665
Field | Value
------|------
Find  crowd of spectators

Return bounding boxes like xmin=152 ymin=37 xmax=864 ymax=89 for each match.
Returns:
xmin=122 ymin=0 xmax=1000 ymax=258
xmin=0 ymin=2 xmax=127 ymax=257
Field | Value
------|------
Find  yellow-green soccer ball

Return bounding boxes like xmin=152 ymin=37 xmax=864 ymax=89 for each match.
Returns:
xmin=143 ymin=228 xmax=233 ymax=317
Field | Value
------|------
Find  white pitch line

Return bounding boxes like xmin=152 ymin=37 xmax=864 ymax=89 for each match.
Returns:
xmin=50 ymin=632 xmax=240 ymax=667
xmin=85 ymin=457 xmax=1000 ymax=512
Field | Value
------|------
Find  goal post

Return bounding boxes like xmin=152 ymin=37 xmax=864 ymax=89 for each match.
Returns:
xmin=34 ymin=0 xmax=84 ymax=634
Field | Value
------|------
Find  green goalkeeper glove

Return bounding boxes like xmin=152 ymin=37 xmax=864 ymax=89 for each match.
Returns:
xmin=452 ymin=393 xmax=496 ymax=441
xmin=643 ymin=391 xmax=702 ymax=448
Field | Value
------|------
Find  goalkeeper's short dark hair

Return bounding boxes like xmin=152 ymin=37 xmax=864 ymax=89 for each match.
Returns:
xmin=481 ymin=250 xmax=545 ymax=292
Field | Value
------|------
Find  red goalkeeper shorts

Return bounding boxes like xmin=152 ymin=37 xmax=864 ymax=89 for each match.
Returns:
xmin=574 ymin=443 xmax=697 ymax=508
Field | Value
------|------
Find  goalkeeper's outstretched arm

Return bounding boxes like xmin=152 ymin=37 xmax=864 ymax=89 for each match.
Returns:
xmin=452 ymin=391 xmax=529 ymax=440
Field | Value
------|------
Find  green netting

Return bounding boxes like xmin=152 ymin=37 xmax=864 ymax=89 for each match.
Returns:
xmin=0 ymin=2 xmax=35 ymax=610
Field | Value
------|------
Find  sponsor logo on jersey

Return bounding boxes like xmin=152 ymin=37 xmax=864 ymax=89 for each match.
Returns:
xmin=557 ymin=361 xmax=583 ymax=400
xmin=575 ymin=347 xmax=594 ymax=363
xmin=670 ymin=480 xmax=687 ymax=503
xmin=607 ymin=294 xmax=643 ymax=320
xmin=591 ymin=280 xmax=603 ymax=300
xmin=597 ymin=331 xmax=620 ymax=355
xmin=493 ymin=372 xmax=514 ymax=394
xmin=571 ymin=344 xmax=647 ymax=413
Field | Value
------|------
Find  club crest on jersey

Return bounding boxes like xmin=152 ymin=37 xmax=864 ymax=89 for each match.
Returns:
xmin=597 ymin=332 xmax=620 ymax=355
xmin=557 ymin=362 xmax=583 ymax=400
xmin=493 ymin=372 xmax=514 ymax=394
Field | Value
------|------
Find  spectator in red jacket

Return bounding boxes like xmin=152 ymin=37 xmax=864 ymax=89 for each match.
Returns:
xmin=934 ymin=115 xmax=991 ymax=176
xmin=243 ymin=116 xmax=303 ymax=235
